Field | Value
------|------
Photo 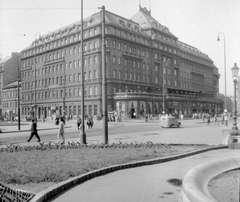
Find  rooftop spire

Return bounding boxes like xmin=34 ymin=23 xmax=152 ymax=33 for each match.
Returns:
xmin=139 ymin=5 xmax=151 ymax=15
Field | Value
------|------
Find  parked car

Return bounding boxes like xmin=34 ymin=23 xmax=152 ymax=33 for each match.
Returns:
xmin=160 ymin=115 xmax=181 ymax=128
xmin=25 ymin=115 xmax=32 ymax=121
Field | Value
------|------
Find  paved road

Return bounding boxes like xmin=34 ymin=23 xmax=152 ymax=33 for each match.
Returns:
xmin=0 ymin=118 xmax=231 ymax=146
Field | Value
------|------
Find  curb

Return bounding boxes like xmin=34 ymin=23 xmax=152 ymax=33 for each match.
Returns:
xmin=30 ymin=145 xmax=228 ymax=202
xmin=181 ymin=155 xmax=240 ymax=202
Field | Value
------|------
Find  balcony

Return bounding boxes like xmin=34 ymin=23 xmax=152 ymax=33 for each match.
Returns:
xmin=154 ymin=58 xmax=161 ymax=64
xmin=83 ymin=47 xmax=101 ymax=56
xmin=122 ymin=51 xmax=143 ymax=60
xmin=44 ymin=57 xmax=65 ymax=66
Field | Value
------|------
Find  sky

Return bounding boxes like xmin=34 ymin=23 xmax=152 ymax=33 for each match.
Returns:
xmin=0 ymin=0 xmax=240 ymax=96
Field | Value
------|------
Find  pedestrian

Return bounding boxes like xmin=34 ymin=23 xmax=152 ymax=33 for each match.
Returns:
xmin=87 ymin=116 xmax=93 ymax=129
xmin=55 ymin=116 xmax=59 ymax=125
xmin=57 ymin=117 xmax=65 ymax=145
xmin=222 ymin=114 xmax=224 ymax=125
xmin=180 ymin=113 xmax=184 ymax=120
xmin=224 ymin=113 xmax=228 ymax=126
xmin=207 ymin=113 xmax=211 ymax=125
xmin=77 ymin=116 xmax=82 ymax=130
xmin=27 ymin=119 xmax=41 ymax=142
xmin=202 ymin=112 xmax=205 ymax=122
xmin=214 ymin=113 xmax=218 ymax=122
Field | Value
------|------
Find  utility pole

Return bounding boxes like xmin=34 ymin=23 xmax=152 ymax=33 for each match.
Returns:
xmin=100 ymin=5 xmax=108 ymax=144
xmin=162 ymin=61 xmax=165 ymax=114
xmin=80 ymin=0 xmax=86 ymax=144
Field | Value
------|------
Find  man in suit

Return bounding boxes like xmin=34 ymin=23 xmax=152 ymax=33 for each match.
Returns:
xmin=27 ymin=118 xmax=41 ymax=142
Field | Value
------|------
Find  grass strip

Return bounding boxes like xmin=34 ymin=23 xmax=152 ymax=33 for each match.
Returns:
xmin=0 ymin=143 xmax=206 ymax=185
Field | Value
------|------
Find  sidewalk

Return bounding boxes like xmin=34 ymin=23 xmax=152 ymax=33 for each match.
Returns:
xmin=48 ymin=148 xmax=239 ymax=202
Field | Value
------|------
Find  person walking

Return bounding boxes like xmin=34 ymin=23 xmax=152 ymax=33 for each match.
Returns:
xmin=57 ymin=117 xmax=65 ymax=145
xmin=214 ymin=113 xmax=218 ymax=123
xmin=207 ymin=113 xmax=211 ymax=125
xmin=224 ymin=113 xmax=228 ymax=126
xmin=77 ymin=116 xmax=82 ymax=130
xmin=27 ymin=119 xmax=41 ymax=142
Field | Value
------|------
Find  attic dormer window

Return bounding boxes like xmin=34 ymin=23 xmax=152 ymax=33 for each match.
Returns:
xmin=119 ymin=20 xmax=124 ymax=26
xmin=127 ymin=23 xmax=131 ymax=29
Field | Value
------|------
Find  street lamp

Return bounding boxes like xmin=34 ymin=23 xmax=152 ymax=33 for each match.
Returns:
xmin=34 ymin=32 xmax=41 ymax=119
xmin=217 ymin=32 xmax=227 ymax=113
xmin=229 ymin=63 xmax=240 ymax=136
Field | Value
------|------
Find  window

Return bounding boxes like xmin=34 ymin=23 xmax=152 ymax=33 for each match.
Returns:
xmin=113 ymin=70 xmax=116 ymax=78
xmin=89 ymin=57 xmax=92 ymax=65
xmin=125 ymin=59 xmax=128 ymax=66
xmin=94 ymin=70 xmax=97 ymax=78
xmin=73 ymin=61 xmax=76 ymax=68
xmin=94 ymin=56 xmax=97 ymax=64
xmin=118 ymin=70 xmax=121 ymax=79
xmin=94 ymin=41 xmax=98 ymax=48
xmin=94 ymin=86 xmax=97 ymax=95
xmin=89 ymin=87 xmax=93 ymax=95
xmin=78 ymin=88 xmax=81 ymax=96
xmin=113 ymin=41 xmax=116 ymax=49
xmin=118 ymin=42 xmax=121 ymax=50
xmin=113 ymin=56 xmax=116 ymax=64
xmin=118 ymin=57 xmax=121 ymax=65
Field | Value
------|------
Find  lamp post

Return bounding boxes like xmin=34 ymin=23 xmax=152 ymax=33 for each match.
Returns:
xmin=34 ymin=32 xmax=41 ymax=119
xmin=79 ymin=0 xmax=86 ymax=144
xmin=229 ymin=63 xmax=240 ymax=136
xmin=217 ymin=32 xmax=227 ymax=113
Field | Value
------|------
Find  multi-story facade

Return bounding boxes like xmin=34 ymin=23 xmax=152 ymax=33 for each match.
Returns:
xmin=20 ymin=6 xmax=223 ymax=120
xmin=0 ymin=52 xmax=20 ymax=115
xmin=2 ymin=80 xmax=21 ymax=120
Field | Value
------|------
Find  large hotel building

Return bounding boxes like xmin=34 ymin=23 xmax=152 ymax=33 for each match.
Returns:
xmin=20 ymin=6 xmax=223 ymax=119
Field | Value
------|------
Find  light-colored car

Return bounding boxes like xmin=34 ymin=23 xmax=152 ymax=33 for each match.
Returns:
xmin=160 ymin=116 xmax=181 ymax=128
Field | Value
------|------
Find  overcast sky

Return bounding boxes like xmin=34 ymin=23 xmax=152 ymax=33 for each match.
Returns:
xmin=1 ymin=0 xmax=240 ymax=96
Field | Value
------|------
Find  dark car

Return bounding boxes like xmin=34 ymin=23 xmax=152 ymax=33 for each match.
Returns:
xmin=25 ymin=115 xmax=32 ymax=121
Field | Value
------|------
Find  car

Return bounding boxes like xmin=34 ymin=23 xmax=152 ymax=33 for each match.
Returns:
xmin=25 ymin=115 xmax=32 ymax=121
xmin=160 ymin=116 xmax=181 ymax=128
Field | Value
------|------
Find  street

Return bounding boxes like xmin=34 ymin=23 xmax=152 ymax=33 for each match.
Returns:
xmin=0 ymin=118 xmax=231 ymax=146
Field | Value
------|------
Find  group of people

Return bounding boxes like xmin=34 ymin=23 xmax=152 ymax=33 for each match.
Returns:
xmin=27 ymin=115 xmax=94 ymax=145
